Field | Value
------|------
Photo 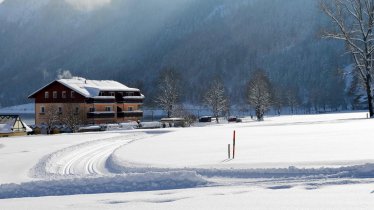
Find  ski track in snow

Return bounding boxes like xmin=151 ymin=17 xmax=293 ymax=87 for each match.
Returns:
xmin=31 ymin=132 xmax=151 ymax=178
xmin=0 ymin=131 xmax=208 ymax=199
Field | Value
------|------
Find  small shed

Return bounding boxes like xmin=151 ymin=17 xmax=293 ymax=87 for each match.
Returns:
xmin=160 ymin=118 xmax=186 ymax=127
xmin=0 ymin=115 xmax=32 ymax=137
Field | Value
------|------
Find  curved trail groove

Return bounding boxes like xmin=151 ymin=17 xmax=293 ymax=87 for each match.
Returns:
xmin=4 ymin=131 xmax=208 ymax=199
xmin=35 ymin=132 xmax=150 ymax=177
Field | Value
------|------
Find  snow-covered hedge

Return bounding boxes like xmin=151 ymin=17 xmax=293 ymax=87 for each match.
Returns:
xmin=0 ymin=171 xmax=207 ymax=199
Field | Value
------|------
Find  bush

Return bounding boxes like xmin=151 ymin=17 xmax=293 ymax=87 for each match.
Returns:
xmin=51 ymin=128 xmax=60 ymax=135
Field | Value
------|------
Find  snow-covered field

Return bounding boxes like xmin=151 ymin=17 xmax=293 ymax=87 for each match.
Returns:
xmin=0 ymin=103 xmax=34 ymax=114
xmin=0 ymin=112 xmax=374 ymax=209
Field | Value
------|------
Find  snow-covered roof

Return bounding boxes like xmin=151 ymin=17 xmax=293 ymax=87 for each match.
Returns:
xmin=0 ymin=123 xmax=12 ymax=134
xmin=29 ymin=77 xmax=140 ymax=98
xmin=58 ymin=77 xmax=140 ymax=98
xmin=22 ymin=121 xmax=33 ymax=132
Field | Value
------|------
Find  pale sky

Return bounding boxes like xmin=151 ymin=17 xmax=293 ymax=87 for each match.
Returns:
xmin=65 ymin=0 xmax=112 ymax=11
xmin=0 ymin=0 xmax=111 ymax=9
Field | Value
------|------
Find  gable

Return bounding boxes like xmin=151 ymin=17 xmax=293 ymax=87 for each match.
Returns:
xmin=28 ymin=81 xmax=86 ymax=103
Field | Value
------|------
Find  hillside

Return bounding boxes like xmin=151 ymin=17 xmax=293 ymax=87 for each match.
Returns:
xmin=0 ymin=0 xmax=349 ymax=107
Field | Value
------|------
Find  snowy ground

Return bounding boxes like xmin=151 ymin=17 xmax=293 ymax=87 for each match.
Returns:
xmin=0 ymin=112 xmax=374 ymax=209
xmin=0 ymin=103 xmax=34 ymax=114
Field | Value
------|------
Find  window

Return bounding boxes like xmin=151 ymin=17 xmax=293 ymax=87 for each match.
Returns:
xmin=44 ymin=92 xmax=49 ymax=99
xmin=127 ymin=92 xmax=134 ymax=96
xmin=89 ymin=107 xmax=95 ymax=112
xmin=75 ymin=107 xmax=79 ymax=114
xmin=105 ymin=106 xmax=112 ymax=112
xmin=40 ymin=106 xmax=45 ymax=114
xmin=53 ymin=91 xmax=57 ymax=99
xmin=71 ymin=91 xmax=75 ymax=98
xmin=58 ymin=107 xmax=62 ymax=114
xmin=110 ymin=92 xmax=115 ymax=96
xmin=62 ymin=91 xmax=66 ymax=99
xmin=128 ymin=107 xmax=133 ymax=111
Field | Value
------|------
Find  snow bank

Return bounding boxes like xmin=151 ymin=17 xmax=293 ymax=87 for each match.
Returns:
xmin=107 ymin=151 xmax=374 ymax=179
xmin=119 ymin=122 xmax=138 ymax=130
xmin=140 ymin=122 xmax=162 ymax=129
xmin=0 ymin=171 xmax=206 ymax=199
xmin=106 ymin=122 xmax=139 ymax=130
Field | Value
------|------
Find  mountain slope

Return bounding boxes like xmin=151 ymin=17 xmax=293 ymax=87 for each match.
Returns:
xmin=0 ymin=0 xmax=349 ymax=108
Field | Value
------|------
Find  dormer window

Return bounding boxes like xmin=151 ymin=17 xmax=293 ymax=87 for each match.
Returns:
xmin=44 ymin=92 xmax=49 ymax=99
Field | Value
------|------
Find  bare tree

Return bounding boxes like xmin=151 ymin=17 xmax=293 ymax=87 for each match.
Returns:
xmin=59 ymin=104 xmax=85 ymax=133
xmin=204 ymin=78 xmax=228 ymax=123
xmin=155 ymin=68 xmax=181 ymax=118
xmin=171 ymin=104 xmax=197 ymax=126
xmin=246 ymin=69 xmax=272 ymax=121
xmin=44 ymin=104 xmax=60 ymax=134
xmin=285 ymin=87 xmax=300 ymax=114
xmin=272 ymin=85 xmax=285 ymax=115
xmin=321 ymin=0 xmax=374 ymax=117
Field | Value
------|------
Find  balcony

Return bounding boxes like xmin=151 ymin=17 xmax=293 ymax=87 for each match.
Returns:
xmin=117 ymin=111 xmax=143 ymax=118
xmin=87 ymin=111 xmax=115 ymax=119
xmin=119 ymin=95 xmax=144 ymax=104
xmin=86 ymin=96 xmax=116 ymax=104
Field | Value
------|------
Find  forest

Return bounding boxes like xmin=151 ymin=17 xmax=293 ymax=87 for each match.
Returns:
xmin=0 ymin=0 xmax=359 ymax=111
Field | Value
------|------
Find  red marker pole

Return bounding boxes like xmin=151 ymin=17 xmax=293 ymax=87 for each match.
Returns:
xmin=228 ymin=144 xmax=231 ymax=159
xmin=233 ymin=130 xmax=236 ymax=159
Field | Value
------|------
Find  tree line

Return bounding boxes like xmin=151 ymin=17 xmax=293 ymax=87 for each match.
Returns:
xmin=153 ymin=67 xmax=350 ymax=122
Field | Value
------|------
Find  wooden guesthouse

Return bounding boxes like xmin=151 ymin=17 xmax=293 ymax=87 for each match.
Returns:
xmin=28 ymin=77 xmax=144 ymax=126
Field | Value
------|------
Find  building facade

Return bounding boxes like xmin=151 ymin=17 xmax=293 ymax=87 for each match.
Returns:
xmin=28 ymin=77 xmax=144 ymax=125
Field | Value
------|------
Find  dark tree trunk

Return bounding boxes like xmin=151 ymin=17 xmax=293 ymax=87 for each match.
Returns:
xmin=256 ymin=106 xmax=264 ymax=121
xmin=365 ymin=76 xmax=374 ymax=117
xmin=168 ymin=105 xmax=172 ymax=118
